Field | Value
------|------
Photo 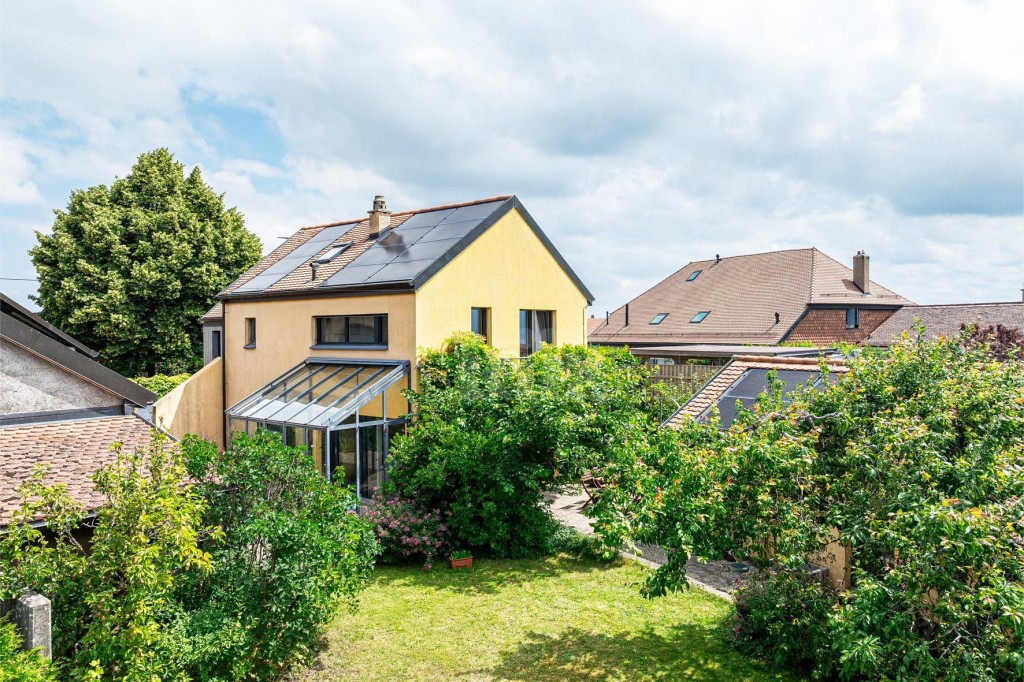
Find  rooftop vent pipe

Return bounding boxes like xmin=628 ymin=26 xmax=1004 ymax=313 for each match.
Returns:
xmin=625 ymin=303 xmax=630 ymax=326
xmin=367 ymin=195 xmax=392 ymax=239
xmin=775 ymin=312 xmax=780 ymax=324
xmin=715 ymin=254 xmax=721 ymax=264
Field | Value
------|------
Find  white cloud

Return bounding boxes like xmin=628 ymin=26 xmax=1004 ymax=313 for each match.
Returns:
xmin=1 ymin=0 xmax=1021 ymax=311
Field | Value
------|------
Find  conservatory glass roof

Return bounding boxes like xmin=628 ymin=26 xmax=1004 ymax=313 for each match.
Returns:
xmin=226 ymin=358 xmax=408 ymax=429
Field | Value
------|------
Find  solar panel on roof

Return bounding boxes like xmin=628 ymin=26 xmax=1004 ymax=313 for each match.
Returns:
xmin=392 ymin=238 xmax=460 ymax=262
xmin=418 ymin=220 xmax=484 ymax=243
xmin=234 ymin=225 xmax=348 ymax=293
xmin=396 ymin=209 xmax=456 ymax=230
xmin=322 ymin=263 xmax=386 ymax=287
xmin=367 ymin=259 xmax=434 ymax=283
xmin=439 ymin=201 xmax=503 ymax=223
xmin=709 ymin=368 xmax=826 ymax=428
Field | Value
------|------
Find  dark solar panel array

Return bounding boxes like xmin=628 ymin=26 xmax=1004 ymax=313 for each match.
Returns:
xmin=235 ymin=224 xmax=349 ymax=293
xmin=712 ymin=368 xmax=822 ymax=428
xmin=322 ymin=200 xmax=505 ymax=288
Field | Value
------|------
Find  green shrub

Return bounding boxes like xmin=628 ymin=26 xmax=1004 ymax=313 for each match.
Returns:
xmin=176 ymin=431 xmax=379 ymax=680
xmin=0 ymin=616 xmax=55 ymax=682
xmin=132 ymin=373 xmax=191 ymax=397
xmin=727 ymin=570 xmax=837 ymax=674
xmin=593 ymin=330 xmax=1024 ymax=680
xmin=389 ymin=334 xmax=658 ymax=559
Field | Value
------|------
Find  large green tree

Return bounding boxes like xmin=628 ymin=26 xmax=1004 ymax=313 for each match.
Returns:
xmin=30 ymin=149 xmax=262 ymax=375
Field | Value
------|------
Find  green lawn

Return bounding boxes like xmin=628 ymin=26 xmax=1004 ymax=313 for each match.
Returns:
xmin=293 ymin=555 xmax=801 ymax=681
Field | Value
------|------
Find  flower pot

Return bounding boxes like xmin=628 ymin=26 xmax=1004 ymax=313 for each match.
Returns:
xmin=449 ymin=557 xmax=473 ymax=569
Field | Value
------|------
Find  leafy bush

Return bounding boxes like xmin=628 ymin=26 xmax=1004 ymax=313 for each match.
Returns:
xmin=388 ymin=334 xmax=658 ymax=558
xmin=547 ymin=525 xmax=607 ymax=561
xmin=592 ymin=330 xmax=1024 ymax=680
xmin=132 ymin=372 xmax=191 ymax=397
xmin=0 ymin=616 xmax=55 ymax=681
xmin=176 ymin=431 xmax=378 ymax=680
xmin=1 ymin=430 xmax=377 ymax=681
xmin=363 ymin=492 xmax=448 ymax=568
xmin=727 ymin=570 xmax=836 ymax=674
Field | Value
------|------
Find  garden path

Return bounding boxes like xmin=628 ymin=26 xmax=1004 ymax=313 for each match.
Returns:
xmin=546 ymin=491 xmax=754 ymax=600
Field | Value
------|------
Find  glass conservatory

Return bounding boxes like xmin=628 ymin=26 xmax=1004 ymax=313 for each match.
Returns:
xmin=226 ymin=358 xmax=410 ymax=498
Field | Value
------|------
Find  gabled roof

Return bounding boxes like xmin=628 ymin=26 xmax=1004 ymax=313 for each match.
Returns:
xmin=589 ymin=248 xmax=912 ymax=346
xmin=865 ymin=302 xmax=1024 ymax=347
xmin=0 ymin=294 xmax=156 ymax=407
xmin=217 ymin=195 xmax=593 ymax=304
xmin=0 ymin=415 xmax=158 ymax=525
xmin=664 ymin=354 xmax=849 ymax=429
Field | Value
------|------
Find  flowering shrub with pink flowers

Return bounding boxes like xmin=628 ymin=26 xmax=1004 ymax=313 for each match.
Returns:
xmin=364 ymin=491 xmax=449 ymax=568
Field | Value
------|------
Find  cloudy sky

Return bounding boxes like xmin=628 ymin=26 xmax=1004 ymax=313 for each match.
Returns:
xmin=2 ymin=0 xmax=1022 ymax=312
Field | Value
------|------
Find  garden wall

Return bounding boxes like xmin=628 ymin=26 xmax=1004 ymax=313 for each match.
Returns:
xmin=152 ymin=357 xmax=223 ymax=447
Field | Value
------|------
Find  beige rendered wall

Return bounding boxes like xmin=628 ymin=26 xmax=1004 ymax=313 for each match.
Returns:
xmin=152 ymin=358 xmax=224 ymax=446
xmin=415 ymin=208 xmax=589 ymax=358
xmin=222 ymin=293 xmax=417 ymax=410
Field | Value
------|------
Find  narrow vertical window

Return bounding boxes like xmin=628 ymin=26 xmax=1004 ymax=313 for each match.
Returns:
xmin=471 ymin=307 xmax=490 ymax=343
xmin=244 ymin=318 xmax=256 ymax=347
xmin=212 ymin=330 xmax=222 ymax=358
xmin=845 ymin=308 xmax=859 ymax=329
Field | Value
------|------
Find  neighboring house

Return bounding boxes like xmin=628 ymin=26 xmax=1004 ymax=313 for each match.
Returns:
xmin=664 ymin=353 xmax=848 ymax=430
xmin=187 ymin=195 xmax=593 ymax=498
xmin=864 ymin=301 xmax=1024 ymax=347
xmin=589 ymin=248 xmax=912 ymax=359
xmin=0 ymin=293 xmax=158 ymax=525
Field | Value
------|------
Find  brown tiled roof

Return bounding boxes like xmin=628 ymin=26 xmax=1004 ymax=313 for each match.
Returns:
xmin=0 ymin=416 xmax=158 ymax=525
xmin=201 ymin=302 xmax=223 ymax=323
xmin=865 ymin=302 xmax=1024 ymax=346
xmin=587 ymin=317 xmax=606 ymax=336
xmin=219 ymin=196 xmax=512 ymax=299
xmin=589 ymin=248 xmax=912 ymax=346
xmin=664 ymin=354 xmax=849 ymax=428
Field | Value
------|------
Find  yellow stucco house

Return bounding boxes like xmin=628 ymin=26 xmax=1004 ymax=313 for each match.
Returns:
xmin=164 ymin=194 xmax=592 ymax=498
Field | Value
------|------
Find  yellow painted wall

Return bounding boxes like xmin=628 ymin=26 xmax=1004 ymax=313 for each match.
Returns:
xmin=222 ymin=293 xmax=417 ymax=412
xmin=415 ymin=208 xmax=589 ymax=357
xmin=153 ymin=357 xmax=224 ymax=446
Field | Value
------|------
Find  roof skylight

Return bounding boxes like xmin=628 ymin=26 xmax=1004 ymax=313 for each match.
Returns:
xmin=315 ymin=242 xmax=352 ymax=264
xmin=649 ymin=313 xmax=668 ymax=325
xmin=686 ymin=270 xmax=702 ymax=281
xmin=690 ymin=311 xmax=710 ymax=323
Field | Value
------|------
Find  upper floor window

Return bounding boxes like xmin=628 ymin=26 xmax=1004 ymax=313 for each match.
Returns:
xmin=520 ymin=309 xmax=553 ymax=356
xmin=244 ymin=318 xmax=256 ymax=348
xmin=690 ymin=311 xmax=710 ymax=324
xmin=471 ymin=307 xmax=490 ymax=343
xmin=845 ymin=308 xmax=859 ymax=329
xmin=315 ymin=314 xmax=388 ymax=347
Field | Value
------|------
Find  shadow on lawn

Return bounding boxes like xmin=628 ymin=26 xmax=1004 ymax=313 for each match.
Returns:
xmin=371 ymin=555 xmax=623 ymax=596
xmin=481 ymin=625 xmax=796 ymax=682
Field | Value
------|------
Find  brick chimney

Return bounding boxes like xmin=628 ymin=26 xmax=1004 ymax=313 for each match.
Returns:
xmin=367 ymin=195 xmax=391 ymax=238
xmin=853 ymin=251 xmax=870 ymax=295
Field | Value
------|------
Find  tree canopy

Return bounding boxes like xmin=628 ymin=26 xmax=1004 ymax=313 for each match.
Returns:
xmin=30 ymin=148 xmax=262 ymax=375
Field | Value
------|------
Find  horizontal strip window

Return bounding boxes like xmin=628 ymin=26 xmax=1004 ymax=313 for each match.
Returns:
xmin=315 ymin=314 xmax=388 ymax=347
